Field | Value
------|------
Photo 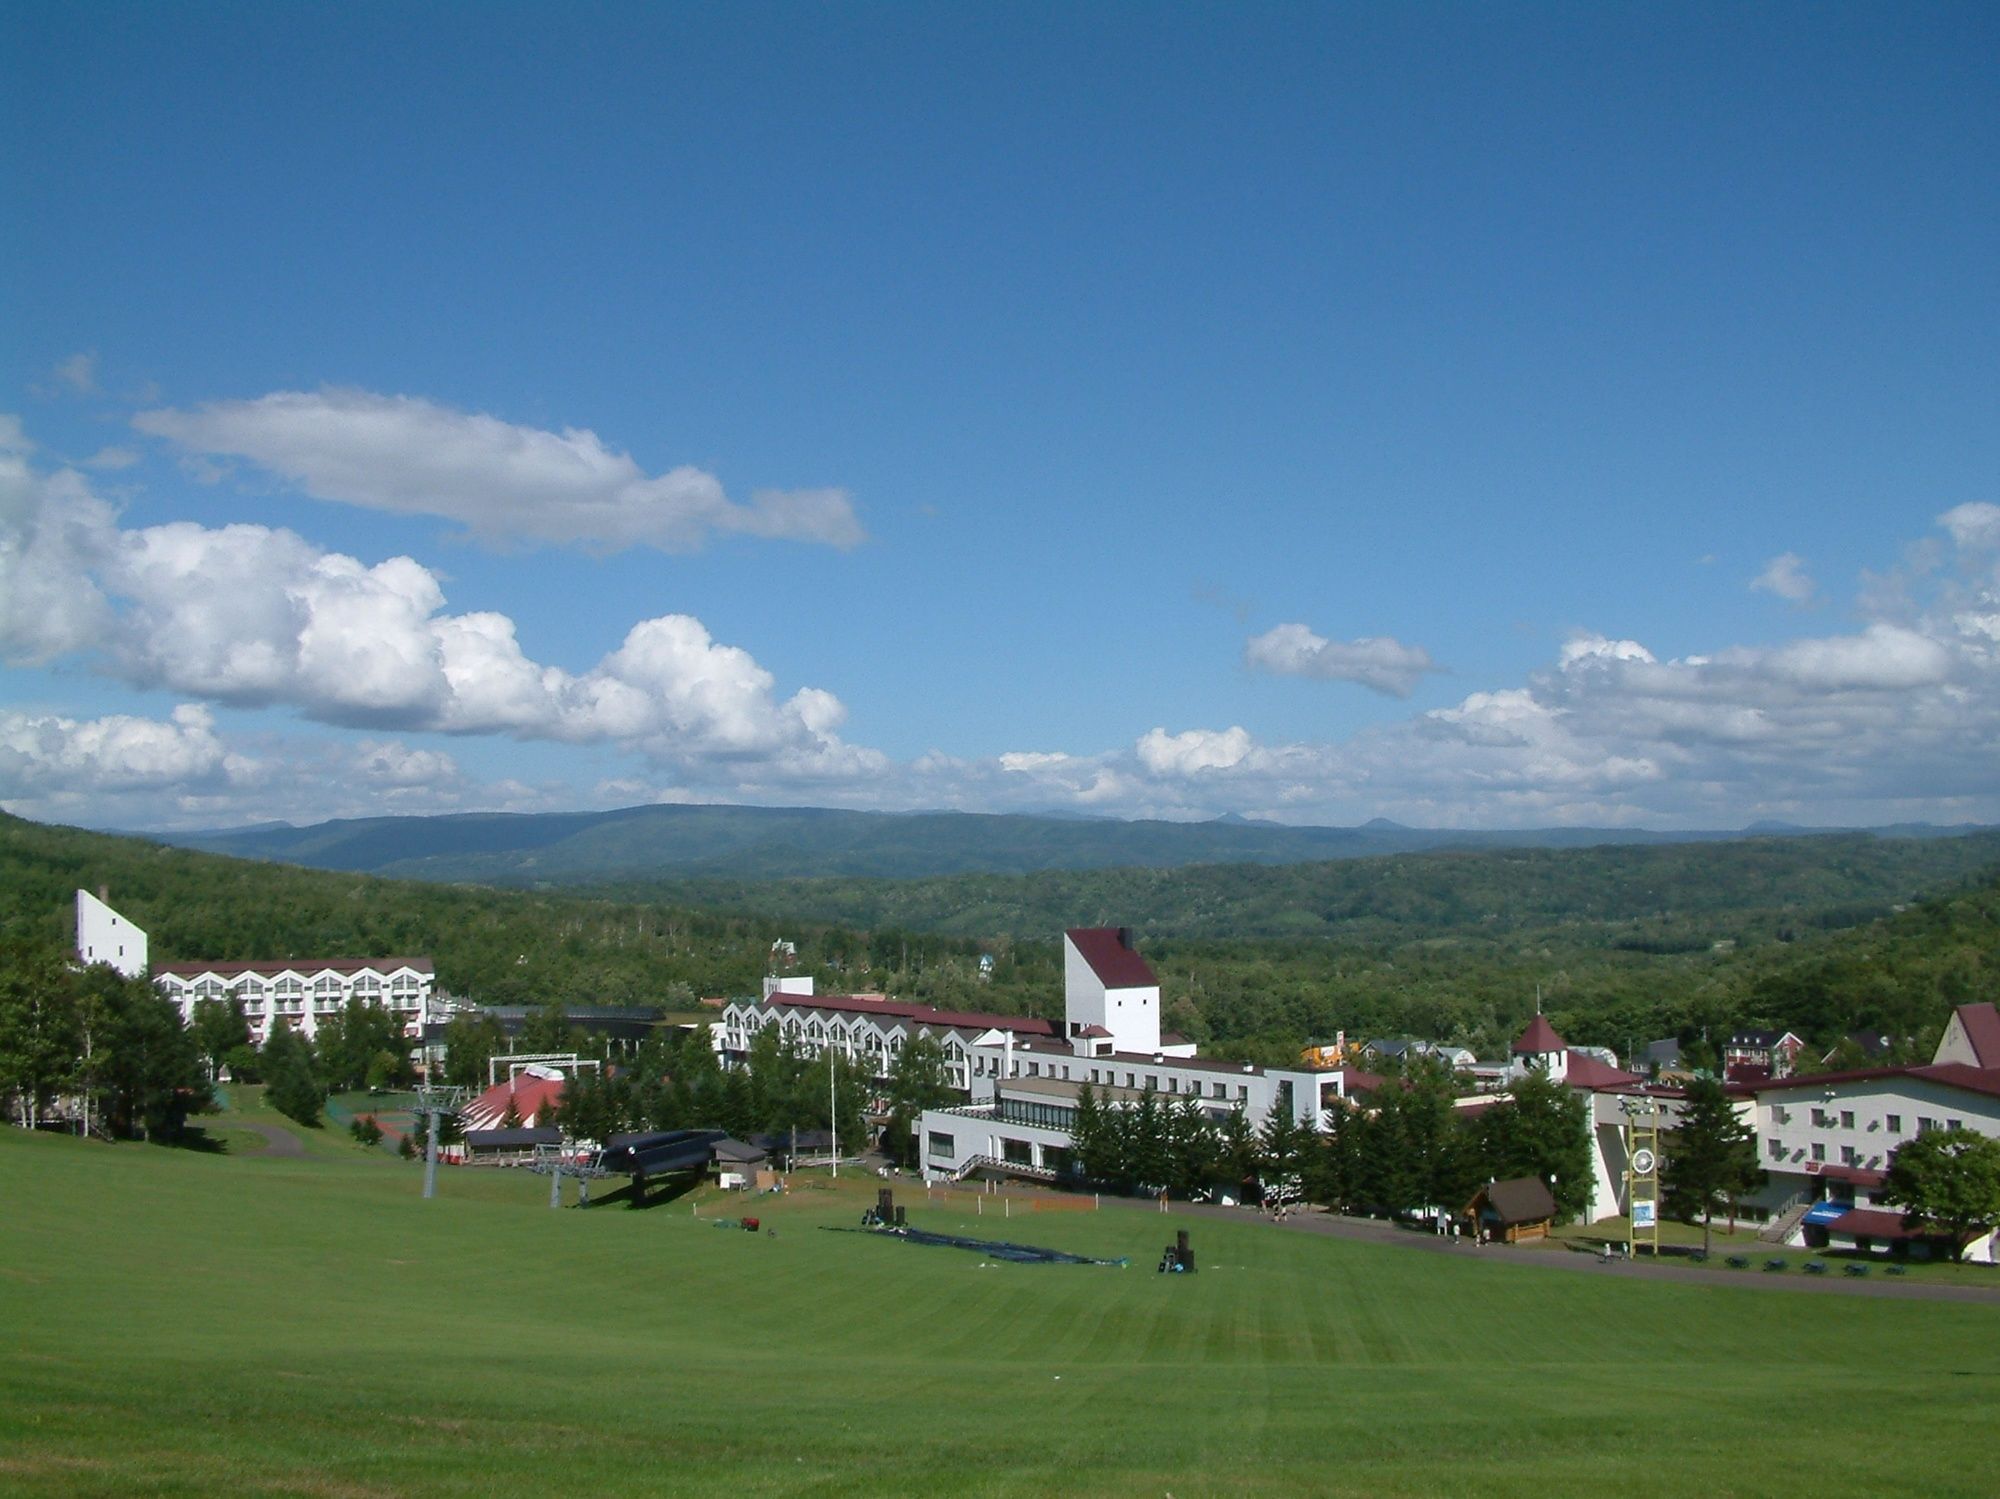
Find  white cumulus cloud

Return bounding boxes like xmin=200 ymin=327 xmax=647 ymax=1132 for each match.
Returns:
xmin=1245 ymin=623 xmax=1441 ymax=696
xmin=0 ymin=443 xmax=880 ymax=783
xmin=133 ymin=388 xmax=865 ymax=553
xmin=1751 ymin=551 xmax=1817 ymax=605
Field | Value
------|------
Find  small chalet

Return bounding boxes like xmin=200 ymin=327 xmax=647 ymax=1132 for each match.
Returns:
xmin=1722 ymin=1028 xmax=1805 ymax=1084
xmin=1464 ymin=1176 xmax=1558 ymax=1244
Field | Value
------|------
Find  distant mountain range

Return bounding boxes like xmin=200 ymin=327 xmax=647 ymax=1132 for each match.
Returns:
xmin=146 ymin=803 xmax=1995 ymax=886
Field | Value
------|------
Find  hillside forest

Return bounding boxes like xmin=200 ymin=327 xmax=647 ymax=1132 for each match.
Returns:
xmin=4 ymin=812 xmax=1999 ymax=1070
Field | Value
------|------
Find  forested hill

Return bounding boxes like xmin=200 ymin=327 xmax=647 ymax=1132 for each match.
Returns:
xmin=144 ymin=800 xmax=1980 ymax=884
xmin=587 ymin=830 xmax=2000 ymax=944
xmin=7 ymin=811 xmax=2000 ymax=1063
xmin=0 ymin=812 xmax=895 ymax=1009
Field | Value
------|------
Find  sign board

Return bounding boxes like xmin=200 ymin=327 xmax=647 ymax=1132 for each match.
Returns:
xmin=1632 ymin=1201 xmax=1657 ymax=1229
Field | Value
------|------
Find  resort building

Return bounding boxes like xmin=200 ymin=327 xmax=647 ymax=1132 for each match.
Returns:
xmin=914 ymin=928 xmax=1345 ymax=1185
xmin=1729 ymin=1003 xmax=2000 ymax=1259
xmin=716 ymin=926 xmax=1347 ymax=1187
xmin=1507 ymin=1012 xmax=1688 ymax=1223
xmin=153 ymin=956 xmax=436 ymax=1044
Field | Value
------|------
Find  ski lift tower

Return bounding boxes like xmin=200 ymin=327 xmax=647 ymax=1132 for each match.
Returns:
xmin=529 ymin=1140 xmax=608 ymax=1209
xmin=409 ymin=1083 xmax=468 ymax=1200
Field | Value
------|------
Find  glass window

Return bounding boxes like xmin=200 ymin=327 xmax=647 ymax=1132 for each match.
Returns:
xmin=1810 ymin=1142 xmax=1825 ymax=1162
xmin=1840 ymin=1111 xmax=1854 ymax=1129
xmin=1886 ymin=1114 xmax=1902 ymax=1132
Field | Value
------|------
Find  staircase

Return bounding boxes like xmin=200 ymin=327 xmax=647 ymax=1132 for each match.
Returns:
xmin=952 ymin=1153 xmax=1058 ymax=1184
xmin=1759 ymin=1198 xmax=1814 ymax=1244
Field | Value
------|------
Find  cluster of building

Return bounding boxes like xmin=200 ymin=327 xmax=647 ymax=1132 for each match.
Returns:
xmin=74 ymin=888 xmax=442 ymax=1046
xmin=714 ymin=923 xmax=2000 ymax=1259
xmin=70 ymin=889 xmax=2000 ymax=1258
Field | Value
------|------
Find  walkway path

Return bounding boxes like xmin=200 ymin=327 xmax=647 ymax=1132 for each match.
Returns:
xmin=236 ymin=1121 xmax=306 ymax=1158
xmin=1164 ymin=1199 xmax=2000 ymax=1305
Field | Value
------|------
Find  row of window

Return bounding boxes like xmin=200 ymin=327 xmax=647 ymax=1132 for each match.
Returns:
xmin=176 ymin=974 xmax=423 ymax=999
xmin=1776 ymin=1108 xmax=1960 ymax=1136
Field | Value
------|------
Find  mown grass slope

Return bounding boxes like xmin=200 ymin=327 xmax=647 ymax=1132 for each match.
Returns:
xmin=2 ymin=1126 xmax=1994 ymax=1497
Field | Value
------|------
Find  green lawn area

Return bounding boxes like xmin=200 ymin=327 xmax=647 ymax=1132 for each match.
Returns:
xmin=3 ymin=1126 xmax=1997 ymax=1497
xmin=1556 ymin=1214 xmax=2000 ymax=1284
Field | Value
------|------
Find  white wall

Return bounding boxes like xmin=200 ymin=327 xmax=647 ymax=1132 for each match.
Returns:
xmin=75 ymin=889 xmax=147 ymax=979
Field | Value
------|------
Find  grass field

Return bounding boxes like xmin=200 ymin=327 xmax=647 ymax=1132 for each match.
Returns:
xmin=3 ymin=1124 xmax=1997 ymax=1498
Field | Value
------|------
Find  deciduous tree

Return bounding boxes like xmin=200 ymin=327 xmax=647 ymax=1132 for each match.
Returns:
xmin=1880 ymin=1127 xmax=2000 ymax=1261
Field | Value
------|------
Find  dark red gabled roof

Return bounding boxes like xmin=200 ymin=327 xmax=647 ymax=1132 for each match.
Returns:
xmin=1735 ymin=1061 xmax=2000 ymax=1103
xmin=1562 ymin=1052 xmax=1645 ymax=1090
xmin=1066 ymin=927 xmax=1158 ymax=989
xmin=1512 ymin=1014 xmax=1566 ymax=1054
xmin=1950 ymin=1003 xmax=2000 ymax=1068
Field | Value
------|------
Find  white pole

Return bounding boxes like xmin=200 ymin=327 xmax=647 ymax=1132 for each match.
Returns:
xmin=829 ymin=1043 xmax=838 ymax=1179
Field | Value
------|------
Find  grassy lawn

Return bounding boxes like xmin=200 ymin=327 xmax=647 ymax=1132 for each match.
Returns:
xmin=3 ymin=1127 xmax=1997 ymax=1498
xmin=1557 ymin=1214 xmax=2000 ymax=1284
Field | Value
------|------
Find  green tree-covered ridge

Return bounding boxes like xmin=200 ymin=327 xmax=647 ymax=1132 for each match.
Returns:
xmin=6 ymin=811 xmax=2000 ymax=1064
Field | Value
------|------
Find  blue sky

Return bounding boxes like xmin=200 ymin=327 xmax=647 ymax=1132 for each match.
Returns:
xmin=4 ymin=3 xmax=1998 ymax=831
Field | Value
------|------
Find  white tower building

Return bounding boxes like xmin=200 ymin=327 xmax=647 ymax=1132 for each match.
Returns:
xmin=75 ymin=889 xmax=147 ymax=979
xmin=1062 ymin=926 xmax=1160 ymax=1055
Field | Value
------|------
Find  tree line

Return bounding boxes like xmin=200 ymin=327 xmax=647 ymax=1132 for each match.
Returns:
xmin=0 ymin=941 xmax=206 ymax=1141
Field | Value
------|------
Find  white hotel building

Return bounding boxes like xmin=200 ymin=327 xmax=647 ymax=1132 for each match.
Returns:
xmin=152 ymin=956 xmax=436 ymax=1044
xmin=716 ymin=927 xmax=1351 ymax=1186
xmin=1728 ymin=1003 xmax=2000 ymax=1259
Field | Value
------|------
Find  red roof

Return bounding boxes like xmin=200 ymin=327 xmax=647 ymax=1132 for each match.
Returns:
xmin=1825 ymin=1207 xmax=1923 ymax=1241
xmin=1951 ymin=1003 xmax=2000 ymax=1068
xmin=1734 ymin=1061 xmax=2000 ymax=1103
xmin=462 ymin=1073 xmax=566 ymax=1131
xmin=759 ymin=991 xmax=1056 ymax=1037
xmin=1562 ymin=1052 xmax=1645 ymax=1090
xmin=154 ymin=956 xmax=434 ymax=978
xmin=1076 ymin=1024 xmax=1112 ymax=1038
xmin=1066 ymin=927 xmax=1158 ymax=989
xmin=1512 ymin=1014 xmax=1566 ymax=1054
xmin=1816 ymin=1164 xmax=1887 ymax=1188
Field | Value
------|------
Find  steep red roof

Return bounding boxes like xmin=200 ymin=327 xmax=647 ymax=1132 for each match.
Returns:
xmin=1950 ymin=1003 xmax=2000 ymax=1068
xmin=1512 ymin=1014 xmax=1566 ymax=1054
xmin=1562 ymin=1052 xmax=1645 ymax=1090
xmin=758 ymin=991 xmax=1055 ymax=1037
xmin=1066 ymin=927 xmax=1158 ymax=989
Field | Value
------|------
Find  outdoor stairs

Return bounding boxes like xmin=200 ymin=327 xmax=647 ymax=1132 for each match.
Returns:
xmin=1759 ymin=1200 xmax=1813 ymax=1244
xmin=951 ymin=1153 xmax=1058 ymax=1184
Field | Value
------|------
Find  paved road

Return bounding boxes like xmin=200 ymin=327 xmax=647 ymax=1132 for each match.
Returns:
xmin=1163 ymin=1199 xmax=2000 ymax=1305
xmin=237 ymin=1121 xmax=306 ymax=1159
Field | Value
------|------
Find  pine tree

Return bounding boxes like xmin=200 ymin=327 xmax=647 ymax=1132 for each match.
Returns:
xmin=1478 ymin=1069 xmax=1593 ymax=1221
xmin=1663 ymin=1076 xmax=1763 ymax=1255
